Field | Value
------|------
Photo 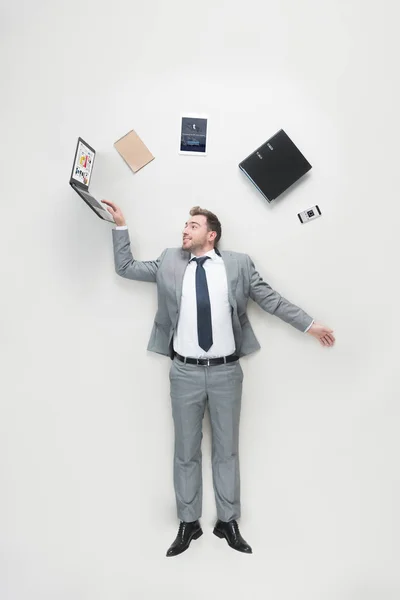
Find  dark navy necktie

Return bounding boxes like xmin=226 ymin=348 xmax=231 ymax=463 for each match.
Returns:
xmin=192 ymin=256 xmax=213 ymax=351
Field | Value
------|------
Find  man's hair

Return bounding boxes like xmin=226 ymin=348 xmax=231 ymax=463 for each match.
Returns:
xmin=189 ymin=206 xmax=222 ymax=245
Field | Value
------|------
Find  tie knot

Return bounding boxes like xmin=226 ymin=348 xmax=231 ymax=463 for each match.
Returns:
xmin=192 ymin=256 xmax=210 ymax=267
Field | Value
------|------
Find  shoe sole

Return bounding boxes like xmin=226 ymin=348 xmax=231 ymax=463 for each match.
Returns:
xmin=213 ymin=528 xmax=225 ymax=539
xmin=192 ymin=529 xmax=203 ymax=541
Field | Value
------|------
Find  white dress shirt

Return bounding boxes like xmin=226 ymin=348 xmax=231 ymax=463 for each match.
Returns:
xmin=115 ymin=227 xmax=314 ymax=349
xmin=173 ymin=249 xmax=236 ymax=359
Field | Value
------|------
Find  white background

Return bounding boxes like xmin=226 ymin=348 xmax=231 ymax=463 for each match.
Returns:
xmin=1 ymin=1 xmax=399 ymax=598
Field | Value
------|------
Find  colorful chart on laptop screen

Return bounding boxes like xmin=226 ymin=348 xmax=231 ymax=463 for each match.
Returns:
xmin=71 ymin=140 xmax=95 ymax=187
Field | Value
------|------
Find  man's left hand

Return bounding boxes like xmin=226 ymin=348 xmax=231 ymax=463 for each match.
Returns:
xmin=307 ymin=322 xmax=335 ymax=347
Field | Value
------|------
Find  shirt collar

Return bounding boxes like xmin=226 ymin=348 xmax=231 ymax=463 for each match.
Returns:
xmin=190 ymin=248 xmax=218 ymax=261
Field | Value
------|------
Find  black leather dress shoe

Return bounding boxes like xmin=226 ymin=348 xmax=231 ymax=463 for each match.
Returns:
xmin=213 ymin=519 xmax=252 ymax=554
xmin=166 ymin=520 xmax=203 ymax=557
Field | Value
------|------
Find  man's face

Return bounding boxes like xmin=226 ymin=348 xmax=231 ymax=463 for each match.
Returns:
xmin=182 ymin=214 xmax=215 ymax=253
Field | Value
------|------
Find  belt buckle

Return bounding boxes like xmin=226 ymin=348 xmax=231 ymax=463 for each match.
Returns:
xmin=199 ymin=358 xmax=210 ymax=367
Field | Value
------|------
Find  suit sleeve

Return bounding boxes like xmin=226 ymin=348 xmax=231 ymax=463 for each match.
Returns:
xmin=112 ymin=228 xmax=166 ymax=283
xmin=246 ymin=255 xmax=314 ymax=333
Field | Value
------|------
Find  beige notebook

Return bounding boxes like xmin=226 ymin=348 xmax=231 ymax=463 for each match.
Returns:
xmin=114 ymin=129 xmax=154 ymax=173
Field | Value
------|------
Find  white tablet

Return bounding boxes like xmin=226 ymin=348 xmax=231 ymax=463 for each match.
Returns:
xmin=179 ymin=114 xmax=208 ymax=156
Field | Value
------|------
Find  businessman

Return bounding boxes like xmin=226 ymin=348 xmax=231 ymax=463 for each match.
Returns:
xmin=102 ymin=200 xmax=335 ymax=557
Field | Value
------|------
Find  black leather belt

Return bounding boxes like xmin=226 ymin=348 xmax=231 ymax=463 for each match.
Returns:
xmin=174 ymin=352 xmax=239 ymax=366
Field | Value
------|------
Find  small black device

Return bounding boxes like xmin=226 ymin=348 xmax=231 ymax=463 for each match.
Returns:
xmin=239 ymin=129 xmax=312 ymax=202
xmin=69 ymin=138 xmax=114 ymax=223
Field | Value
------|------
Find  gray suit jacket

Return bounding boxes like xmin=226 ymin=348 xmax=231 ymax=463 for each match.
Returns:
xmin=112 ymin=229 xmax=313 ymax=358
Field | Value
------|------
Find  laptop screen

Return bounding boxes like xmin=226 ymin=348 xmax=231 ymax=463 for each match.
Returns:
xmin=71 ymin=138 xmax=95 ymax=189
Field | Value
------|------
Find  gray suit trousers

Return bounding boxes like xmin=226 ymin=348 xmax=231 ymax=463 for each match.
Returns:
xmin=169 ymin=357 xmax=243 ymax=522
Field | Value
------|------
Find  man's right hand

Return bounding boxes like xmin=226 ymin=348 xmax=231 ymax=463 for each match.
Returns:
xmin=101 ymin=200 xmax=126 ymax=227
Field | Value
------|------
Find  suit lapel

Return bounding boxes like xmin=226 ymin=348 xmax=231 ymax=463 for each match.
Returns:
xmin=220 ymin=251 xmax=238 ymax=308
xmin=175 ymin=250 xmax=190 ymax=308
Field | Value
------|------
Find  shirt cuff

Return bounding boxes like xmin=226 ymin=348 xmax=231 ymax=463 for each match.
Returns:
xmin=304 ymin=319 xmax=314 ymax=333
xmin=115 ymin=225 xmax=128 ymax=230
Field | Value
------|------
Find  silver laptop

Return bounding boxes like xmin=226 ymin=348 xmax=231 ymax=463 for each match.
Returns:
xmin=69 ymin=137 xmax=115 ymax=223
